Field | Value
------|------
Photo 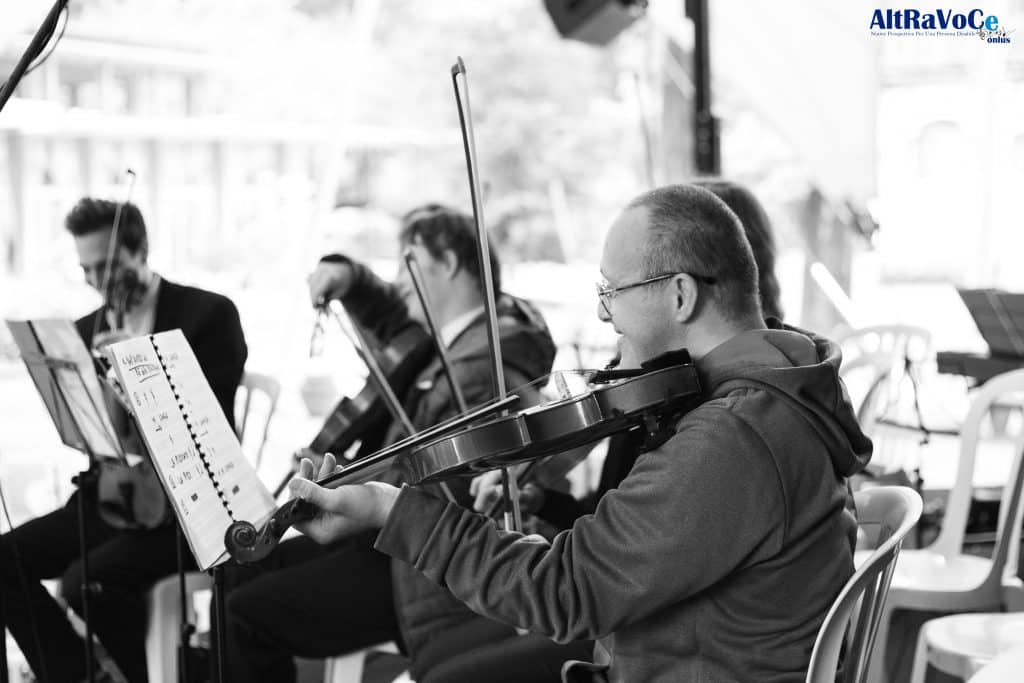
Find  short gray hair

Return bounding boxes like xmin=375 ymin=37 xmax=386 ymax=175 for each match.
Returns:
xmin=627 ymin=184 xmax=761 ymax=320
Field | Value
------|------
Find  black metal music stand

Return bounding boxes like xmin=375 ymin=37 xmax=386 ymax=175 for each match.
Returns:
xmin=14 ymin=351 xmax=109 ymax=683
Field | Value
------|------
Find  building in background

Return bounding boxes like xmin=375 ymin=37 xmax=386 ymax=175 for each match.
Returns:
xmin=0 ymin=0 xmax=437 ymax=281
xmin=874 ymin=0 xmax=1024 ymax=289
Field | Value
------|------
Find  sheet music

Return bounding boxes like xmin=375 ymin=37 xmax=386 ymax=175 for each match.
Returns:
xmin=30 ymin=319 xmax=122 ymax=459
xmin=107 ymin=330 xmax=274 ymax=569
xmin=150 ymin=331 xmax=275 ymax=529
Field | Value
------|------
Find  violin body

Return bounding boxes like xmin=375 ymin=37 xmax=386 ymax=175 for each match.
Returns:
xmin=308 ymin=325 xmax=432 ymax=457
xmin=97 ymin=458 xmax=172 ymax=530
xmin=401 ymin=362 xmax=703 ymax=484
xmin=92 ymin=350 xmax=173 ymax=530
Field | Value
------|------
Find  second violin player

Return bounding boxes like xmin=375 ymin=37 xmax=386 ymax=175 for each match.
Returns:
xmin=225 ymin=204 xmax=582 ymax=683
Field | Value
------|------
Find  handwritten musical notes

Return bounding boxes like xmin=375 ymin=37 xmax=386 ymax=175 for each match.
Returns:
xmin=107 ymin=330 xmax=275 ymax=569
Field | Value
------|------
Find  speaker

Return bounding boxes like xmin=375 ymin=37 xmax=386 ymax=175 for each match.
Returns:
xmin=544 ymin=0 xmax=646 ymax=46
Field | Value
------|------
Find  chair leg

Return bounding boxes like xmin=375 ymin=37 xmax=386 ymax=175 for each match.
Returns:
xmin=909 ymin=621 xmax=929 ymax=683
xmin=865 ymin=602 xmax=893 ymax=683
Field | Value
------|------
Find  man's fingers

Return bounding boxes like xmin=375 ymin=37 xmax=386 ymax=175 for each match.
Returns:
xmin=318 ymin=453 xmax=337 ymax=480
xmin=288 ymin=477 xmax=332 ymax=510
xmin=473 ymin=484 xmax=501 ymax=512
xmin=297 ymin=458 xmax=314 ymax=480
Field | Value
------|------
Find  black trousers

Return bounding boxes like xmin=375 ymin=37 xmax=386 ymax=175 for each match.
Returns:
xmin=225 ymin=534 xmax=400 ymax=683
xmin=415 ymin=616 xmax=593 ymax=683
xmin=0 ymin=490 xmax=192 ymax=683
xmin=225 ymin=533 xmax=592 ymax=683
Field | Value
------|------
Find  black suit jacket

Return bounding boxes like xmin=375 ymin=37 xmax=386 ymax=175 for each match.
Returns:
xmin=75 ymin=278 xmax=248 ymax=429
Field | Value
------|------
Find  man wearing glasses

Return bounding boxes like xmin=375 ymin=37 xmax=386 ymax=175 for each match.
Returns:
xmin=290 ymin=184 xmax=873 ymax=682
xmin=0 ymin=198 xmax=246 ymax=683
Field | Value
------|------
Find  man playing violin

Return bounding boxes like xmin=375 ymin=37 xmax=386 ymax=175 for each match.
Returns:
xmin=290 ymin=184 xmax=873 ymax=682
xmin=0 ymin=198 xmax=247 ymax=683
xmin=226 ymin=204 xmax=584 ymax=682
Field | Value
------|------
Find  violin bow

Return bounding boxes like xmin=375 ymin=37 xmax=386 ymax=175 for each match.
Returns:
xmin=91 ymin=168 xmax=137 ymax=342
xmin=403 ymin=248 xmax=469 ymax=413
xmin=321 ymin=300 xmax=457 ymax=504
xmin=633 ymin=70 xmax=656 ymax=189
xmin=225 ymin=394 xmax=521 ymax=564
xmin=451 ymin=56 xmax=523 ymax=532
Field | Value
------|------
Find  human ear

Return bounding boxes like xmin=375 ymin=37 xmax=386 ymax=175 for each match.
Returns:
xmin=440 ymin=249 xmax=459 ymax=280
xmin=671 ymin=274 xmax=699 ymax=323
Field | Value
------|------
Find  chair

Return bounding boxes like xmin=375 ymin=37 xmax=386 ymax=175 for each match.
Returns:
xmin=235 ymin=370 xmax=282 ymax=469
xmin=857 ymin=369 xmax=1024 ymax=683
xmin=145 ymin=571 xmax=213 ymax=683
xmin=323 ymin=641 xmax=403 ymax=682
xmin=806 ymin=486 xmax=923 ymax=683
xmin=833 ymin=324 xmax=932 ymax=430
xmin=967 ymin=644 xmax=1024 ymax=682
xmin=910 ymin=612 xmax=1024 ymax=681
xmin=908 ymin=443 xmax=1024 ymax=682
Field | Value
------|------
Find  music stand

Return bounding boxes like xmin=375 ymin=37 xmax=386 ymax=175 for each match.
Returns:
xmin=5 ymin=319 xmax=125 ymax=683
xmin=958 ymin=288 xmax=1024 ymax=359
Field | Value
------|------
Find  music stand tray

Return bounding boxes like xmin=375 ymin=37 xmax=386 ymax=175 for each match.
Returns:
xmin=958 ymin=288 xmax=1024 ymax=359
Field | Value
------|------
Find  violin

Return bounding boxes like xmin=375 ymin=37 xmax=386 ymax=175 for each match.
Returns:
xmin=224 ymin=352 xmax=703 ymax=564
xmin=225 ymin=394 xmax=522 ymax=564
xmin=400 ymin=350 xmax=703 ymax=485
xmin=270 ymin=294 xmax=441 ymax=498
xmin=308 ymin=323 xmax=431 ymax=456
xmin=270 ymin=323 xmax=433 ymax=498
xmin=85 ymin=170 xmax=173 ymax=531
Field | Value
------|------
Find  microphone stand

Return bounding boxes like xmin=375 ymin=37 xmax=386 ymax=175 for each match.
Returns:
xmin=0 ymin=0 xmax=70 ymax=114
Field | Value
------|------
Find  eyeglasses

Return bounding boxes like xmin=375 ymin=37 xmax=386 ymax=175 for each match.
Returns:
xmin=596 ymin=271 xmax=718 ymax=315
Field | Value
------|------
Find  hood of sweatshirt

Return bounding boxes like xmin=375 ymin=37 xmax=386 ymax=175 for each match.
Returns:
xmin=694 ymin=318 xmax=872 ymax=478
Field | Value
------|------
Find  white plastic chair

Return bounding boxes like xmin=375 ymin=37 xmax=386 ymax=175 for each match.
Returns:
xmin=806 ymin=486 xmax=923 ymax=683
xmin=967 ymin=644 xmax=1024 ymax=682
xmin=857 ymin=369 xmax=1024 ymax=683
xmin=235 ymin=370 xmax=282 ymax=469
xmin=833 ymin=324 xmax=932 ymax=430
xmin=910 ymin=612 xmax=1024 ymax=681
xmin=145 ymin=571 xmax=213 ymax=683
xmin=323 ymin=641 xmax=402 ymax=682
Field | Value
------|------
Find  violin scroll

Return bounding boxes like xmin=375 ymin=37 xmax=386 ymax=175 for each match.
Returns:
xmin=225 ymin=498 xmax=314 ymax=565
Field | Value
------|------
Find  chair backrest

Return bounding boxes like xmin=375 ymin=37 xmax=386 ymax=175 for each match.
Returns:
xmin=806 ymin=486 xmax=923 ymax=683
xmin=235 ymin=370 xmax=282 ymax=468
xmin=833 ymin=325 xmax=931 ymax=429
xmin=931 ymin=369 xmax=1024 ymax=570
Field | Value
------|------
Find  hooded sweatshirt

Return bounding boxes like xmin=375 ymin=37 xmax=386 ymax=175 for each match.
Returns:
xmin=375 ymin=321 xmax=872 ymax=682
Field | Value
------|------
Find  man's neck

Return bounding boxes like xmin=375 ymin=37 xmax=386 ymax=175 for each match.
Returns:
xmin=432 ymin=281 xmax=484 ymax=329
xmin=434 ymin=286 xmax=486 ymax=348
xmin=679 ymin=315 xmax=767 ymax=362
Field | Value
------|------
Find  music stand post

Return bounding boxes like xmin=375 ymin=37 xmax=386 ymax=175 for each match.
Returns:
xmin=1 ymin=523 xmax=7 ymax=683
xmin=20 ymin=353 xmax=104 ymax=683
xmin=211 ymin=565 xmax=227 ymax=683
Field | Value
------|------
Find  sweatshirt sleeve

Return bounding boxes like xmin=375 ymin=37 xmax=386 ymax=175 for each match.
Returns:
xmin=375 ymin=404 xmax=786 ymax=642
xmin=326 ymin=256 xmax=418 ymax=344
